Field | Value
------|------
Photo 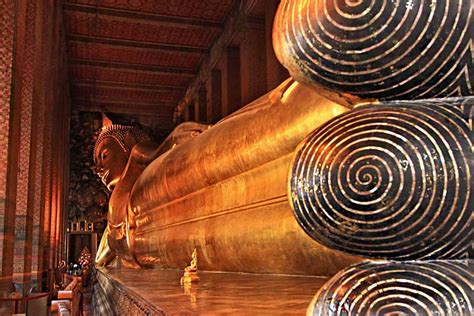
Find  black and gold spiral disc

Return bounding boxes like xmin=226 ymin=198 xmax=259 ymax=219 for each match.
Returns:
xmin=274 ymin=0 xmax=473 ymax=104
xmin=308 ymin=260 xmax=474 ymax=316
xmin=289 ymin=101 xmax=473 ymax=260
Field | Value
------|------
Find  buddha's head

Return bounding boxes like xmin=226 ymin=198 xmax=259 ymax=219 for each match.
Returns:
xmin=93 ymin=115 xmax=150 ymax=191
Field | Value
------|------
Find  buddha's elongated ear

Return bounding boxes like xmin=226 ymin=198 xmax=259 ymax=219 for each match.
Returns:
xmin=101 ymin=112 xmax=113 ymax=128
xmin=124 ymin=131 xmax=137 ymax=152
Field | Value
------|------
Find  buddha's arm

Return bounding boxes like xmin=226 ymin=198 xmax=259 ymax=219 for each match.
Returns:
xmin=128 ymin=141 xmax=160 ymax=167
xmin=129 ymin=122 xmax=211 ymax=167
xmin=95 ymin=226 xmax=116 ymax=267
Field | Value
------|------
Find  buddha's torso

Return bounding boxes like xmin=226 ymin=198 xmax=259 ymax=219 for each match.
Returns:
xmin=106 ymin=160 xmax=147 ymax=266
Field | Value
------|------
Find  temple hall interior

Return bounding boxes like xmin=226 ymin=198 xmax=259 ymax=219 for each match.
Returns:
xmin=1 ymin=0 xmax=472 ymax=315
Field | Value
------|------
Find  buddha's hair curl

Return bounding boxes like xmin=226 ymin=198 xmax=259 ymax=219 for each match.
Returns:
xmin=94 ymin=124 xmax=151 ymax=158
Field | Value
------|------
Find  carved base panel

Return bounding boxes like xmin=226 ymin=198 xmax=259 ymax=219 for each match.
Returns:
xmin=92 ymin=267 xmax=328 ymax=315
xmin=93 ymin=269 xmax=165 ymax=315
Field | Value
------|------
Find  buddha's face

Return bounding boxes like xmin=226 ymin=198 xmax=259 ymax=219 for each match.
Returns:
xmin=94 ymin=137 xmax=128 ymax=191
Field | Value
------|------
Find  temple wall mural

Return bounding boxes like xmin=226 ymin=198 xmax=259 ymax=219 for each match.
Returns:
xmin=68 ymin=112 xmax=108 ymax=238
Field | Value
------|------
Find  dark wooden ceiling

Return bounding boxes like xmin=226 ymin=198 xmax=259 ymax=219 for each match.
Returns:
xmin=64 ymin=0 xmax=265 ymax=129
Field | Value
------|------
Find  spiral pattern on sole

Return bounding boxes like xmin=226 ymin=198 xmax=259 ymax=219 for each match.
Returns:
xmin=273 ymin=0 xmax=473 ymax=104
xmin=289 ymin=102 xmax=473 ymax=260
xmin=308 ymin=260 xmax=474 ymax=316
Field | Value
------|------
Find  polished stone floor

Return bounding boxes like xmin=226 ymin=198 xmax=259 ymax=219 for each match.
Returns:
xmin=99 ymin=267 xmax=328 ymax=314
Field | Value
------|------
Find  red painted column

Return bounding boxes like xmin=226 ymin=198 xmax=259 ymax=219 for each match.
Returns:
xmin=12 ymin=0 xmax=38 ymax=293
xmin=0 ymin=0 xmax=16 ymax=292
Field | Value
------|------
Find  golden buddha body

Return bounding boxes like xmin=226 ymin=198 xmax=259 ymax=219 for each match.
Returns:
xmin=93 ymin=79 xmax=360 ymax=275
xmin=92 ymin=0 xmax=472 ymax=314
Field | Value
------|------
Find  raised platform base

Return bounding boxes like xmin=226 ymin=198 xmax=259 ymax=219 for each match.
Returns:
xmin=93 ymin=267 xmax=327 ymax=314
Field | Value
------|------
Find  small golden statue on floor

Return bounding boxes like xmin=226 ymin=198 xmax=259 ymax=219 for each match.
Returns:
xmin=180 ymin=248 xmax=200 ymax=285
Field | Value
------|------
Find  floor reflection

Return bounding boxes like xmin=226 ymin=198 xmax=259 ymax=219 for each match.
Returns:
xmin=98 ymin=267 xmax=328 ymax=314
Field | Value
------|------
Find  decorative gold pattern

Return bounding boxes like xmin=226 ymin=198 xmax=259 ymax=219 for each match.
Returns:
xmin=31 ymin=97 xmax=45 ymax=277
xmin=308 ymin=260 xmax=474 ymax=316
xmin=14 ymin=0 xmax=37 ymax=279
xmin=0 ymin=0 xmax=15 ymax=274
xmin=93 ymin=273 xmax=165 ymax=315
xmin=93 ymin=268 xmax=166 ymax=315
xmin=290 ymin=100 xmax=473 ymax=260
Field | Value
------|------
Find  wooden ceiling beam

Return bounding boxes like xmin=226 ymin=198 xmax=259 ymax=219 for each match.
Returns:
xmin=72 ymin=97 xmax=176 ymax=107
xmin=72 ymin=80 xmax=185 ymax=92
xmin=67 ymin=35 xmax=207 ymax=55
xmin=75 ymin=105 xmax=173 ymax=118
xmin=69 ymin=59 xmax=196 ymax=76
xmin=74 ymin=110 xmax=174 ymax=125
xmin=64 ymin=3 xmax=224 ymax=31
xmin=73 ymin=99 xmax=176 ymax=115
xmin=72 ymin=96 xmax=179 ymax=106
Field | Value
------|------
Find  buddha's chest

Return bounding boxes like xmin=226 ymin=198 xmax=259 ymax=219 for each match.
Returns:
xmin=107 ymin=183 xmax=130 ymax=227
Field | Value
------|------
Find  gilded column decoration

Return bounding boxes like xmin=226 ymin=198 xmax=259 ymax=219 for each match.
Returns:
xmin=14 ymin=0 xmax=37 ymax=286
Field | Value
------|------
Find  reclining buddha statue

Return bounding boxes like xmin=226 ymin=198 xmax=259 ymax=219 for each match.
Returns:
xmin=94 ymin=0 xmax=472 ymax=282
xmin=93 ymin=79 xmax=361 ymax=275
